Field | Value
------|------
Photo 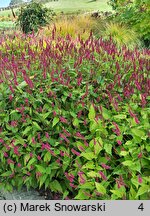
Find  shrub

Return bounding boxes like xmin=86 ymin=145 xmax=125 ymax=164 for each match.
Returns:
xmin=0 ymin=30 xmax=150 ymax=199
xmin=16 ymin=2 xmax=54 ymax=34
xmin=109 ymin=0 xmax=150 ymax=47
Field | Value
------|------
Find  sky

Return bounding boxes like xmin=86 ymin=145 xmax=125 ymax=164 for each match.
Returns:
xmin=0 ymin=0 xmax=30 ymax=7
xmin=0 ymin=0 xmax=11 ymax=7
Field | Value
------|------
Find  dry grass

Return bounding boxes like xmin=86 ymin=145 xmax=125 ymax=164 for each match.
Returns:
xmin=101 ymin=22 xmax=141 ymax=49
xmin=43 ymin=15 xmax=98 ymax=40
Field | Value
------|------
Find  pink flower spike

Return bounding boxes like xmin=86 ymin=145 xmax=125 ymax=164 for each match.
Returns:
xmin=69 ymin=183 xmax=77 ymax=188
xmin=138 ymin=175 xmax=142 ymax=184
xmin=17 ymin=163 xmax=21 ymax=167
xmin=138 ymin=152 xmax=142 ymax=159
xmin=78 ymin=146 xmax=84 ymax=151
xmin=53 ymin=111 xmax=57 ymax=116
xmin=117 ymin=140 xmax=122 ymax=145
xmin=30 ymin=153 xmax=33 ymax=157
xmin=37 ymin=155 xmax=41 ymax=160
xmin=4 ymin=152 xmax=8 ymax=158
xmin=14 ymin=146 xmax=19 ymax=155
xmin=45 ymin=132 xmax=50 ymax=139
xmin=9 ymin=95 xmax=13 ymax=101
xmin=99 ymin=171 xmax=107 ymax=181
xmin=101 ymin=163 xmax=111 ymax=170
xmin=128 ymin=109 xmax=136 ymax=117
xmin=134 ymin=117 xmax=140 ymax=124
xmin=71 ymin=148 xmax=80 ymax=156
xmin=79 ymin=177 xmax=86 ymax=184
xmin=60 ymin=116 xmax=68 ymax=124
xmin=32 ymin=137 xmax=36 ymax=144
xmin=7 ymin=159 xmax=14 ymax=164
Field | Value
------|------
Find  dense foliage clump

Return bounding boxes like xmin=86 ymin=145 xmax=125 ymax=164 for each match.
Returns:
xmin=0 ymin=29 xmax=150 ymax=199
xmin=16 ymin=2 xmax=54 ymax=34
xmin=108 ymin=0 xmax=150 ymax=47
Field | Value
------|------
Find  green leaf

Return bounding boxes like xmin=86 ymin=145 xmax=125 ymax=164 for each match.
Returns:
xmin=43 ymin=40 xmax=47 ymax=49
xmin=104 ymin=144 xmax=112 ymax=155
xmin=113 ymin=114 xmax=127 ymax=120
xmin=39 ymin=174 xmax=47 ymax=188
xmin=18 ymin=80 xmax=27 ymax=88
xmin=120 ymin=151 xmax=128 ymax=156
xmin=10 ymin=163 xmax=14 ymax=171
xmin=52 ymin=117 xmax=59 ymax=127
xmin=90 ymin=120 xmax=98 ymax=132
xmin=87 ymin=171 xmax=98 ymax=178
xmin=95 ymin=182 xmax=106 ymax=195
xmin=24 ymin=154 xmax=30 ymax=166
xmin=102 ymin=107 xmax=111 ymax=120
xmin=81 ymin=152 xmax=97 ymax=160
xmin=79 ymin=182 xmax=95 ymax=190
xmin=122 ymin=160 xmax=133 ymax=166
xmin=131 ymin=128 xmax=145 ymax=138
xmin=88 ymin=105 xmax=95 ymax=121
xmin=73 ymin=118 xmax=79 ymax=127
xmin=136 ymin=185 xmax=149 ymax=198
xmin=35 ymin=165 xmax=46 ymax=174
xmin=50 ymin=180 xmax=63 ymax=193
xmin=46 ymin=167 xmax=51 ymax=175
xmin=1 ymin=171 xmax=12 ymax=177
xmin=43 ymin=112 xmax=51 ymax=119
xmin=23 ymin=126 xmax=32 ymax=136
xmin=129 ymin=186 xmax=136 ymax=199
xmin=74 ymin=189 xmax=90 ymax=200
xmin=94 ymin=138 xmax=103 ymax=156
xmin=62 ymin=190 xmax=69 ymax=200
xmin=131 ymin=177 xmax=140 ymax=189
xmin=44 ymin=152 xmax=51 ymax=162
xmin=130 ymin=161 xmax=141 ymax=172
xmin=110 ymin=189 xmax=125 ymax=198
xmin=82 ymin=161 xmax=95 ymax=169
xmin=70 ymin=111 xmax=76 ymax=118
xmin=33 ymin=121 xmax=42 ymax=131
xmin=27 ymin=158 xmax=36 ymax=168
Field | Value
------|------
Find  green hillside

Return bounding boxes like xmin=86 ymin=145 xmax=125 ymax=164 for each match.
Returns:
xmin=0 ymin=0 xmax=111 ymax=16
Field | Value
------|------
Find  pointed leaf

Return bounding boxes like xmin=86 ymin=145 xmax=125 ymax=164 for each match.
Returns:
xmin=88 ymin=105 xmax=95 ymax=121
xmin=52 ymin=117 xmax=59 ymax=127
xmin=33 ymin=122 xmax=42 ymax=131
xmin=136 ymin=185 xmax=149 ymax=197
xmin=95 ymin=182 xmax=106 ymax=195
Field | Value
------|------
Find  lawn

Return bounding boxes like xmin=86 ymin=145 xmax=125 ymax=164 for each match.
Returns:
xmin=0 ymin=21 xmax=15 ymax=29
xmin=0 ymin=0 xmax=111 ymax=17
xmin=45 ymin=0 xmax=111 ymax=13
xmin=0 ymin=8 xmax=17 ymax=17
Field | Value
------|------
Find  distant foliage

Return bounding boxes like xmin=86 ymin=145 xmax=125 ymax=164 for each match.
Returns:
xmin=9 ymin=0 xmax=24 ymax=6
xmin=108 ymin=0 xmax=131 ymax=9
xmin=108 ymin=0 xmax=150 ymax=47
xmin=16 ymin=2 xmax=54 ymax=34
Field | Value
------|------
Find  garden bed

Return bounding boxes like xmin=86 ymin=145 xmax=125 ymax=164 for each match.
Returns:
xmin=0 ymin=24 xmax=150 ymax=200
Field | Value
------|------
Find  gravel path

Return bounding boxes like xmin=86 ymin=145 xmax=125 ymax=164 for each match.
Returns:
xmin=0 ymin=187 xmax=45 ymax=200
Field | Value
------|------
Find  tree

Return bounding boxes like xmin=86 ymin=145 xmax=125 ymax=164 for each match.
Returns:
xmin=16 ymin=2 xmax=54 ymax=34
xmin=9 ymin=0 xmax=24 ymax=6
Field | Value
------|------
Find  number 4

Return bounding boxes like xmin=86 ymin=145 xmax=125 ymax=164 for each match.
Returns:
xmin=138 ymin=203 xmax=144 ymax=211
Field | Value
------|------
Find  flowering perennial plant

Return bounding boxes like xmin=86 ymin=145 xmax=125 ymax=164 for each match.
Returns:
xmin=0 ymin=29 xmax=150 ymax=199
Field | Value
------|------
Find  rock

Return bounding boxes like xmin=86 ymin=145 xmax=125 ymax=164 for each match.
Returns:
xmin=0 ymin=187 xmax=45 ymax=200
